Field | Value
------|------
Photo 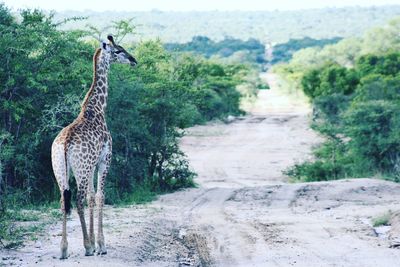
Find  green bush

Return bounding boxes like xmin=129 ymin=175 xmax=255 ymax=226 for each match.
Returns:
xmin=354 ymin=74 xmax=400 ymax=102
xmin=312 ymin=93 xmax=352 ymax=124
xmin=285 ymin=138 xmax=351 ymax=182
xmin=285 ymin=161 xmax=334 ymax=182
xmin=356 ymin=53 xmax=400 ymax=77
xmin=301 ymin=63 xmax=359 ymax=99
xmin=372 ymin=211 xmax=392 ymax=227
xmin=286 ymin=49 xmax=400 ymax=182
xmin=344 ymin=100 xmax=400 ymax=172
xmin=0 ymin=5 xmax=251 ymax=211
xmin=0 ymin=7 xmax=93 ymax=203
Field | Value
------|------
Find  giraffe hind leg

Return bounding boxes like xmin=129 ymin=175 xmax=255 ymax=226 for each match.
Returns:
xmin=75 ymin=179 xmax=95 ymax=256
xmin=88 ymin=174 xmax=96 ymax=251
xmin=60 ymin=189 xmax=71 ymax=260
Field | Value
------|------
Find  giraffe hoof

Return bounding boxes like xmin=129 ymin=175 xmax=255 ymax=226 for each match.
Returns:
xmin=97 ymin=249 xmax=107 ymax=255
xmin=60 ymin=249 xmax=68 ymax=259
xmin=85 ymin=252 xmax=94 ymax=256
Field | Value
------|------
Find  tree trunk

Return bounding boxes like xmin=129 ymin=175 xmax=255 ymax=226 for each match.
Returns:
xmin=148 ymin=152 xmax=157 ymax=178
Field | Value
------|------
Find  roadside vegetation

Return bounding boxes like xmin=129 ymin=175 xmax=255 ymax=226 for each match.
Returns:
xmin=0 ymin=4 xmax=258 ymax=247
xmin=0 ymin=203 xmax=61 ymax=249
xmin=277 ymin=18 xmax=400 ymax=182
xmin=372 ymin=211 xmax=392 ymax=228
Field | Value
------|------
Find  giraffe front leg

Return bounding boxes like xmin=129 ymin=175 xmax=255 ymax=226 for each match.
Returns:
xmin=96 ymin=146 xmax=111 ymax=255
xmin=95 ymin=190 xmax=106 ymax=255
xmin=88 ymin=190 xmax=96 ymax=252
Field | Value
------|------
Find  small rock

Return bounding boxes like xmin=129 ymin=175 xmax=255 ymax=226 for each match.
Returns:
xmin=178 ymin=229 xmax=187 ymax=239
xmin=225 ymin=115 xmax=236 ymax=123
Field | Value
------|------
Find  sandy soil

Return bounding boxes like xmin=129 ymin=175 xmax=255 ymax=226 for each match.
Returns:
xmin=2 ymin=73 xmax=400 ymax=267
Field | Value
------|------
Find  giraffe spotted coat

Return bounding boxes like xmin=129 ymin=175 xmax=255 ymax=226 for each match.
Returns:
xmin=51 ymin=36 xmax=137 ymax=259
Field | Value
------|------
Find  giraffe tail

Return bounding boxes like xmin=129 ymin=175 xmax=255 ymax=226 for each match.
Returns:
xmin=63 ymin=189 xmax=72 ymax=215
xmin=63 ymin=144 xmax=72 ymax=215
xmin=51 ymin=140 xmax=72 ymax=215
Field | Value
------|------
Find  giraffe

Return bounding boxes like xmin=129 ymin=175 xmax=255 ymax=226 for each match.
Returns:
xmin=51 ymin=35 xmax=137 ymax=259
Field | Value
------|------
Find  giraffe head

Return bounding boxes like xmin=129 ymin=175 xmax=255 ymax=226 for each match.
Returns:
xmin=100 ymin=35 xmax=137 ymax=67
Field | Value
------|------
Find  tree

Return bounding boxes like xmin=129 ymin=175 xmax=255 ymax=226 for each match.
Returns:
xmin=0 ymin=5 xmax=251 ymax=207
xmin=301 ymin=63 xmax=358 ymax=99
xmin=344 ymin=101 xmax=400 ymax=172
xmin=0 ymin=5 xmax=93 ymax=202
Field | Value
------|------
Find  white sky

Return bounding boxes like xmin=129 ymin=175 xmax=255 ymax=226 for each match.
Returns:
xmin=2 ymin=0 xmax=400 ymax=12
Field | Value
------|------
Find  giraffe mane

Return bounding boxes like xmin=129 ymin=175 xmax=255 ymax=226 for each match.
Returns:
xmin=80 ymin=48 xmax=102 ymax=113
xmin=62 ymin=48 xmax=102 ymax=174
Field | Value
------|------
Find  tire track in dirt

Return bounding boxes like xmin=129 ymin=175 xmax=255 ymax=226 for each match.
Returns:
xmin=177 ymin=188 xmax=270 ymax=266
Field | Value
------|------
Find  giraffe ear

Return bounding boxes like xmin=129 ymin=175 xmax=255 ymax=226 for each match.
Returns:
xmin=107 ymin=35 xmax=116 ymax=46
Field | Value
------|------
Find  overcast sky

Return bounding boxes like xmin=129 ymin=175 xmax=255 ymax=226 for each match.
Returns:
xmin=2 ymin=0 xmax=400 ymax=12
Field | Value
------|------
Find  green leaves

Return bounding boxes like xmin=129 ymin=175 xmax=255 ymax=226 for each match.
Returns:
xmin=343 ymin=101 xmax=400 ymax=171
xmin=0 ymin=6 xmax=93 ymax=202
xmin=283 ymin=18 xmax=400 ymax=181
xmin=301 ymin=63 xmax=359 ymax=99
xmin=105 ymin=39 xmax=246 ymax=199
xmin=0 ymin=5 xmax=248 ymax=207
xmin=356 ymin=52 xmax=400 ymax=77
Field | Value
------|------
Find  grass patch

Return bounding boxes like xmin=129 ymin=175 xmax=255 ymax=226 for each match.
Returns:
xmin=121 ymin=186 xmax=158 ymax=205
xmin=0 ymin=204 xmax=61 ymax=249
xmin=113 ymin=177 xmax=197 ymax=207
xmin=9 ymin=210 xmax=41 ymax=222
xmin=372 ymin=211 xmax=392 ymax=227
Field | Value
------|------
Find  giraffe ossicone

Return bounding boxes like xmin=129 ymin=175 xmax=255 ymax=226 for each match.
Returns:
xmin=51 ymin=35 xmax=137 ymax=259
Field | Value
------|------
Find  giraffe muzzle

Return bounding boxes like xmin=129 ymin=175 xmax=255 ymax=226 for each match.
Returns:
xmin=129 ymin=56 xmax=138 ymax=67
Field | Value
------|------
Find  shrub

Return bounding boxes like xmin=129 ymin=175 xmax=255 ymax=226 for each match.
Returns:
xmin=343 ymin=100 xmax=400 ymax=172
xmin=301 ymin=63 xmax=359 ymax=99
xmin=0 ymin=5 xmax=251 ymax=208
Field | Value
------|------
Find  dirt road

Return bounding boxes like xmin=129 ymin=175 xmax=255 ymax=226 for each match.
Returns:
xmin=3 ymin=73 xmax=400 ymax=267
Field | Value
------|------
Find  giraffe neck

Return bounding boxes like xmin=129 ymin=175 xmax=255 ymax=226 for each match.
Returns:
xmin=80 ymin=49 xmax=110 ymax=120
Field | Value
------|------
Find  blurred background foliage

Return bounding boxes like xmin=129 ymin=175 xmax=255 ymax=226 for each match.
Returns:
xmin=51 ymin=6 xmax=400 ymax=43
